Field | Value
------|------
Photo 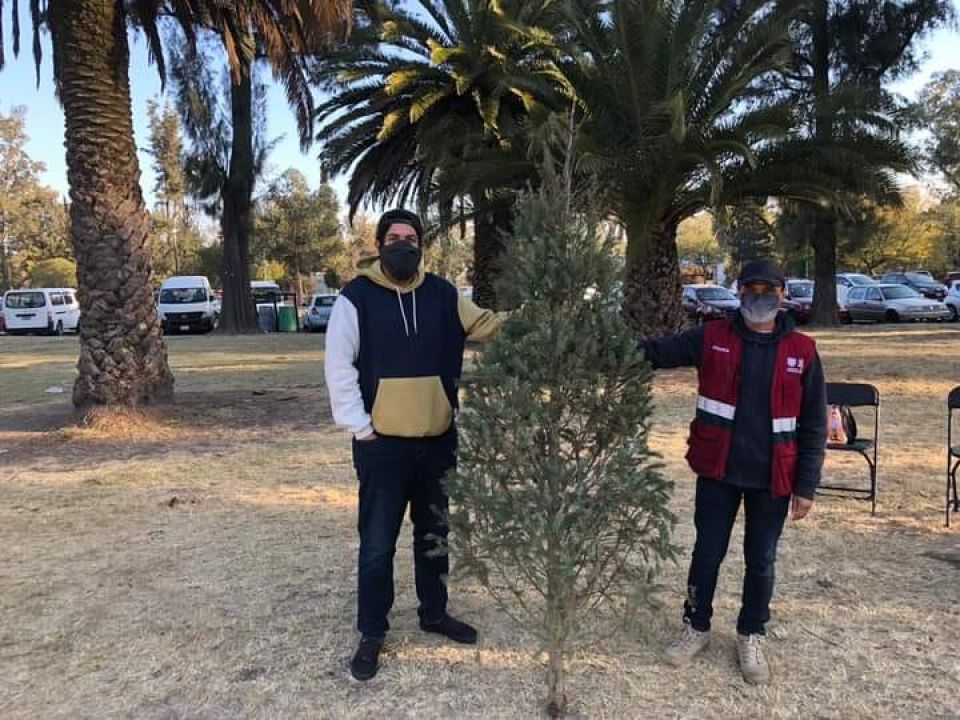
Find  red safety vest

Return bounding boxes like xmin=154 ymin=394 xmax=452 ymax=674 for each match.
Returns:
xmin=685 ymin=319 xmax=817 ymax=498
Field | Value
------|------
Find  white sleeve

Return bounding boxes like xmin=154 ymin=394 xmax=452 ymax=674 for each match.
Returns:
xmin=324 ymin=295 xmax=374 ymax=438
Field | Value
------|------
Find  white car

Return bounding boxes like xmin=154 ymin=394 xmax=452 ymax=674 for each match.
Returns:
xmin=946 ymin=284 xmax=960 ymax=322
xmin=1 ymin=288 xmax=80 ymax=336
xmin=157 ymin=275 xmax=219 ymax=334
xmin=302 ymin=293 xmax=337 ymax=332
xmin=835 ymin=272 xmax=878 ymax=307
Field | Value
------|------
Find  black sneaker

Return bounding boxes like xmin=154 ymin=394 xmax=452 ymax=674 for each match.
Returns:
xmin=420 ymin=614 xmax=478 ymax=645
xmin=350 ymin=636 xmax=384 ymax=681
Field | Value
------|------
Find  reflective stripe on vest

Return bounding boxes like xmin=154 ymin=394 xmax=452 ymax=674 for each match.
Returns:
xmin=696 ymin=395 xmax=737 ymax=427
xmin=772 ymin=416 xmax=798 ymax=444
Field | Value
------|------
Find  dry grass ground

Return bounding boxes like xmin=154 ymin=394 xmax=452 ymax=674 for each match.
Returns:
xmin=1 ymin=326 xmax=959 ymax=719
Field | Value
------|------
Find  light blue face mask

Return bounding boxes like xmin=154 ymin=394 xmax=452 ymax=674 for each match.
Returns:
xmin=741 ymin=292 xmax=780 ymax=324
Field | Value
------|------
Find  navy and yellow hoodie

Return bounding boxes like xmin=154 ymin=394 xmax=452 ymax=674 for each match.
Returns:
xmin=324 ymin=257 xmax=505 ymax=439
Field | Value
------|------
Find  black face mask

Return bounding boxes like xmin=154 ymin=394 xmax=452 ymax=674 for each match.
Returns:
xmin=381 ymin=242 xmax=421 ymax=283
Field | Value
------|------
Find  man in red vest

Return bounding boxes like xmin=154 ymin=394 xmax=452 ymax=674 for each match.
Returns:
xmin=641 ymin=259 xmax=826 ymax=685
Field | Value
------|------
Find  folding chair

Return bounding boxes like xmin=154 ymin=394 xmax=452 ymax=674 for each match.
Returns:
xmin=819 ymin=382 xmax=880 ymax=515
xmin=947 ymin=386 xmax=960 ymax=527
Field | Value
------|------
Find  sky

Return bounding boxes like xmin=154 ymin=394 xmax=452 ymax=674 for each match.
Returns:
xmin=1 ymin=2 xmax=960 ymax=214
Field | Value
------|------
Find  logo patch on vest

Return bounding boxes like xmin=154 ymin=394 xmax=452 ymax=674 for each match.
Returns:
xmin=711 ymin=345 xmax=730 ymax=353
xmin=787 ymin=356 xmax=805 ymax=375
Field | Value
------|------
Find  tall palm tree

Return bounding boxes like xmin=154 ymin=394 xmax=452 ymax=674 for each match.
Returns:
xmin=314 ymin=0 xmax=569 ymax=308
xmin=559 ymin=0 xmax=800 ymax=336
xmin=0 ymin=1 xmax=350 ymax=405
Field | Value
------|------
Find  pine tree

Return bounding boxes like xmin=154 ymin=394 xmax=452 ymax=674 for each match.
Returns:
xmin=444 ymin=186 xmax=677 ymax=717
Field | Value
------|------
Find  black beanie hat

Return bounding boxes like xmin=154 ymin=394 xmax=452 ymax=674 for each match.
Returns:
xmin=376 ymin=209 xmax=423 ymax=247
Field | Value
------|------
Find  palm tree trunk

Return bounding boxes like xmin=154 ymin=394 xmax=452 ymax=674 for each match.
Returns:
xmin=472 ymin=195 xmax=512 ymax=310
xmin=809 ymin=0 xmax=839 ymax=327
xmin=217 ymin=50 xmax=258 ymax=334
xmin=50 ymin=1 xmax=174 ymax=408
xmin=622 ymin=211 xmax=685 ymax=338
xmin=810 ymin=212 xmax=840 ymax=325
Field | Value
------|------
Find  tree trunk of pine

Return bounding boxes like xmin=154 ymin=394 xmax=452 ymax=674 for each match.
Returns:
xmin=217 ymin=50 xmax=258 ymax=334
xmin=51 ymin=1 xmax=174 ymax=408
xmin=810 ymin=213 xmax=839 ymax=325
xmin=472 ymin=195 xmax=512 ymax=310
xmin=808 ymin=0 xmax=839 ymax=327
xmin=546 ymin=639 xmax=567 ymax=718
xmin=623 ymin=214 xmax=685 ymax=338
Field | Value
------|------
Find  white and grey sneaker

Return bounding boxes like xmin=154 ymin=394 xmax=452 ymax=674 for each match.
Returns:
xmin=736 ymin=633 xmax=771 ymax=685
xmin=663 ymin=623 xmax=710 ymax=667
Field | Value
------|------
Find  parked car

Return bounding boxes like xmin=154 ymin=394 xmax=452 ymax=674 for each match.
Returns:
xmin=0 ymin=295 xmax=5 ymax=333
xmin=1 ymin=288 xmax=80 ymax=335
xmin=780 ymin=279 xmax=851 ymax=324
xmin=879 ymin=271 xmax=948 ymax=301
xmin=781 ymin=279 xmax=814 ymax=323
xmin=682 ymin=284 xmax=740 ymax=322
xmin=302 ymin=293 xmax=337 ymax=332
xmin=251 ymin=280 xmax=285 ymax=306
xmin=945 ymin=283 xmax=960 ymax=322
xmin=835 ymin=272 xmax=878 ymax=288
xmin=157 ymin=275 xmax=219 ymax=333
xmin=845 ymin=284 xmax=951 ymax=323
xmin=943 ymin=270 xmax=960 ymax=287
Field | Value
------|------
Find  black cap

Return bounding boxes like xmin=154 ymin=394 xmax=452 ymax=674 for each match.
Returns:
xmin=376 ymin=209 xmax=423 ymax=247
xmin=738 ymin=259 xmax=785 ymax=289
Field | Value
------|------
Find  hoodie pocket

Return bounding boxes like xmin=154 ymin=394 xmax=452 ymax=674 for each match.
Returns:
xmin=372 ymin=376 xmax=453 ymax=438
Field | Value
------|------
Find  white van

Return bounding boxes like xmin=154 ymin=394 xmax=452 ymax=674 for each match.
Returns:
xmin=1 ymin=288 xmax=81 ymax=336
xmin=157 ymin=276 xmax=219 ymax=334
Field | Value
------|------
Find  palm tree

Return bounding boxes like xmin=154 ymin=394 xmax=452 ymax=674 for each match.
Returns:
xmin=314 ymin=0 xmax=569 ymax=308
xmin=0 ymin=0 xmax=349 ymax=406
xmin=772 ymin=0 xmax=949 ymax=325
xmin=558 ymin=0 xmax=800 ymax=336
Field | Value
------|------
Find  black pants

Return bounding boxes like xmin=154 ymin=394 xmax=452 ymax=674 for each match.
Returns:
xmin=352 ymin=430 xmax=456 ymax=639
xmin=684 ymin=477 xmax=790 ymax=636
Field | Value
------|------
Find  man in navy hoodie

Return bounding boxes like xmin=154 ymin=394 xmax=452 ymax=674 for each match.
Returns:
xmin=325 ymin=209 xmax=505 ymax=681
xmin=641 ymin=259 xmax=827 ymax=685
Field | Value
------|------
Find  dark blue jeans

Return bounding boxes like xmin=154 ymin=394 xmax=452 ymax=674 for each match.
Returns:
xmin=684 ymin=477 xmax=790 ymax=636
xmin=352 ymin=430 xmax=456 ymax=639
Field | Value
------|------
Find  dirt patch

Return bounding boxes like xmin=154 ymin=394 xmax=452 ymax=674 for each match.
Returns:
xmin=1 ymin=328 xmax=960 ymax=718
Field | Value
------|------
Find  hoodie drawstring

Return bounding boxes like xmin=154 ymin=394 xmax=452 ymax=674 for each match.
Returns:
xmin=395 ymin=287 xmax=420 ymax=337
xmin=396 ymin=288 xmax=420 ymax=337
xmin=396 ymin=288 xmax=410 ymax=337
xmin=412 ymin=289 xmax=419 ymax=335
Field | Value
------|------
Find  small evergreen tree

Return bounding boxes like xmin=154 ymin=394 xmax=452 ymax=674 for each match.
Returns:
xmin=445 ymin=187 xmax=677 ymax=717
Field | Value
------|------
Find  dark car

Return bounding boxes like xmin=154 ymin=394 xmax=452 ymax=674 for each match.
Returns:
xmin=682 ymin=284 xmax=740 ymax=323
xmin=781 ymin=279 xmax=814 ymax=323
xmin=880 ymin=271 xmax=948 ymax=301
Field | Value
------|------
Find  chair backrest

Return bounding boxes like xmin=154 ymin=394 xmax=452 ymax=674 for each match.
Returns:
xmin=949 ymin=386 xmax=960 ymax=411
xmin=826 ymin=382 xmax=880 ymax=408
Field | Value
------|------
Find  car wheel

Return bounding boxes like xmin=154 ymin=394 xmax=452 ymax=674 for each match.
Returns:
xmin=55 ymin=321 xmax=64 ymax=337
xmin=884 ymin=309 xmax=900 ymax=324
xmin=950 ymin=305 xmax=959 ymax=322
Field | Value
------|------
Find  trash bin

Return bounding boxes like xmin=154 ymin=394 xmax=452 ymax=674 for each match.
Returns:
xmin=278 ymin=305 xmax=298 ymax=333
xmin=257 ymin=306 xmax=276 ymax=332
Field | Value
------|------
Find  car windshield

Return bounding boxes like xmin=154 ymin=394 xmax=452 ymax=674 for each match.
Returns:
xmin=845 ymin=274 xmax=875 ymax=286
xmin=314 ymin=296 xmax=336 ymax=307
xmin=905 ymin=273 xmax=936 ymax=284
xmin=788 ymin=282 xmax=813 ymax=298
xmin=4 ymin=291 xmax=45 ymax=309
xmin=695 ymin=287 xmax=736 ymax=301
xmin=159 ymin=288 xmax=207 ymax=304
xmin=882 ymin=286 xmax=920 ymax=300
